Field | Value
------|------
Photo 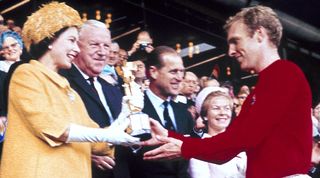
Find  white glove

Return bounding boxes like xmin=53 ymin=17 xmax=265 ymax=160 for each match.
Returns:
xmin=66 ymin=124 xmax=140 ymax=146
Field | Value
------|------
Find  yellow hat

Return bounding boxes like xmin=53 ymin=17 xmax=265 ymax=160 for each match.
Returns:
xmin=22 ymin=1 xmax=82 ymax=51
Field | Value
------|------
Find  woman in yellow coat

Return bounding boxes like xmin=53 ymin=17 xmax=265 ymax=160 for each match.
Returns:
xmin=0 ymin=2 xmax=140 ymax=178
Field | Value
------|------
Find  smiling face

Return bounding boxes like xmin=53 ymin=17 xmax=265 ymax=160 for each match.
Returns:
xmin=149 ymin=53 xmax=185 ymax=100
xmin=1 ymin=36 xmax=22 ymax=62
xmin=74 ymin=25 xmax=111 ymax=77
xmin=201 ymin=92 xmax=233 ymax=135
xmin=227 ymin=21 xmax=262 ymax=72
xmin=49 ymin=27 xmax=80 ymax=71
xmin=206 ymin=96 xmax=233 ymax=134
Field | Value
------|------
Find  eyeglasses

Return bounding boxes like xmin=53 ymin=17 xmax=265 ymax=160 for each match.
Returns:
xmin=119 ymin=54 xmax=128 ymax=60
xmin=2 ymin=42 xmax=20 ymax=52
xmin=184 ymin=80 xmax=198 ymax=85
xmin=110 ymin=51 xmax=119 ymax=55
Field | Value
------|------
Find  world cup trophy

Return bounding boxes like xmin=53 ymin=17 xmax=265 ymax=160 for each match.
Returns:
xmin=121 ymin=62 xmax=151 ymax=152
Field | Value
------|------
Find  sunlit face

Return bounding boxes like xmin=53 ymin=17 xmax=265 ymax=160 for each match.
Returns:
xmin=206 ymin=96 xmax=232 ymax=133
xmin=106 ymin=43 xmax=119 ymax=66
xmin=1 ymin=36 xmax=22 ymax=61
xmin=75 ymin=26 xmax=111 ymax=77
xmin=227 ymin=21 xmax=261 ymax=72
xmin=150 ymin=53 xmax=185 ymax=100
xmin=49 ymin=27 xmax=79 ymax=71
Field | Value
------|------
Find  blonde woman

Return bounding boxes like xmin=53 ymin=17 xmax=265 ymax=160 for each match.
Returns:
xmin=188 ymin=87 xmax=246 ymax=178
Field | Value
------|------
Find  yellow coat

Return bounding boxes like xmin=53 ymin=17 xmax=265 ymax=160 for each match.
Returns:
xmin=0 ymin=60 xmax=111 ymax=178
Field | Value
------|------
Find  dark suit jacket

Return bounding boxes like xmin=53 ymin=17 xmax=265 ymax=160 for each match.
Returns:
xmin=0 ymin=70 xmax=7 ymax=160
xmin=114 ymin=94 xmax=194 ymax=178
xmin=60 ymin=65 xmax=123 ymax=178
xmin=59 ymin=65 xmax=123 ymax=127
xmin=0 ymin=70 xmax=7 ymax=117
xmin=115 ymin=70 xmax=125 ymax=95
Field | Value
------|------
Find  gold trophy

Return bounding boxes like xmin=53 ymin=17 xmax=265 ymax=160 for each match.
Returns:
xmin=121 ymin=62 xmax=151 ymax=150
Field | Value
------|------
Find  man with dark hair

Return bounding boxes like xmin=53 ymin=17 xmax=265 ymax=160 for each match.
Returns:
xmin=114 ymin=46 xmax=194 ymax=178
xmin=143 ymin=6 xmax=312 ymax=178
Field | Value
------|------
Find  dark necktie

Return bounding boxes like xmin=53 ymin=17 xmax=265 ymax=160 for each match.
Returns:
xmin=111 ymin=72 xmax=118 ymax=81
xmin=87 ymin=77 xmax=98 ymax=94
xmin=88 ymin=77 xmax=110 ymax=126
xmin=163 ymin=101 xmax=175 ymax=131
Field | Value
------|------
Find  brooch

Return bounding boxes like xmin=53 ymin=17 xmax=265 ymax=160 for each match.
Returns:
xmin=67 ymin=90 xmax=76 ymax=102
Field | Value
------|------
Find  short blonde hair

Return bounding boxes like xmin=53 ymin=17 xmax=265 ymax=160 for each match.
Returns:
xmin=200 ymin=91 xmax=233 ymax=117
xmin=224 ymin=5 xmax=283 ymax=47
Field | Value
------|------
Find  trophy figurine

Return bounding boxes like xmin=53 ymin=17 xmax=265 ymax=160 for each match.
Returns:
xmin=121 ymin=62 xmax=151 ymax=143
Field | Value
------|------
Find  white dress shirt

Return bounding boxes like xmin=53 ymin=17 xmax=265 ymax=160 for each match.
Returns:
xmin=145 ymin=89 xmax=177 ymax=129
xmin=74 ymin=64 xmax=114 ymax=123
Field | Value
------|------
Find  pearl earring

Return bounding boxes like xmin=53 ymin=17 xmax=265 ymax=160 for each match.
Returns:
xmin=48 ymin=45 xmax=53 ymax=50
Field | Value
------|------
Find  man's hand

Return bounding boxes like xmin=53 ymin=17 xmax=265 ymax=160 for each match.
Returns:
xmin=127 ymin=41 xmax=154 ymax=56
xmin=195 ymin=116 xmax=206 ymax=131
xmin=144 ymin=44 xmax=154 ymax=53
xmin=127 ymin=41 xmax=140 ymax=56
xmin=140 ymin=118 xmax=168 ymax=146
xmin=143 ymin=136 xmax=183 ymax=161
xmin=187 ymin=105 xmax=198 ymax=120
xmin=92 ymin=155 xmax=115 ymax=170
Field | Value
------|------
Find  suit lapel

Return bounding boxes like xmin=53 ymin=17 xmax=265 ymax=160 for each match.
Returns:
xmin=142 ymin=94 xmax=162 ymax=123
xmin=69 ymin=65 xmax=103 ymax=106
xmin=98 ymin=77 xmax=116 ymax=118
xmin=171 ymin=101 xmax=183 ymax=132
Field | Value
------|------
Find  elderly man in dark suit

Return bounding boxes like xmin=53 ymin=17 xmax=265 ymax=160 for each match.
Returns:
xmin=60 ymin=20 xmax=122 ymax=178
xmin=114 ymin=46 xmax=194 ymax=178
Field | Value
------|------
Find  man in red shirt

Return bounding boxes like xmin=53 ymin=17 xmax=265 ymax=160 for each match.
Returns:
xmin=142 ymin=5 xmax=312 ymax=178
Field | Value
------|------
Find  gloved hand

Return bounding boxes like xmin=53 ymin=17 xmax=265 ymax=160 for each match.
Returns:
xmin=66 ymin=124 xmax=140 ymax=146
xmin=105 ymin=127 xmax=140 ymax=146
